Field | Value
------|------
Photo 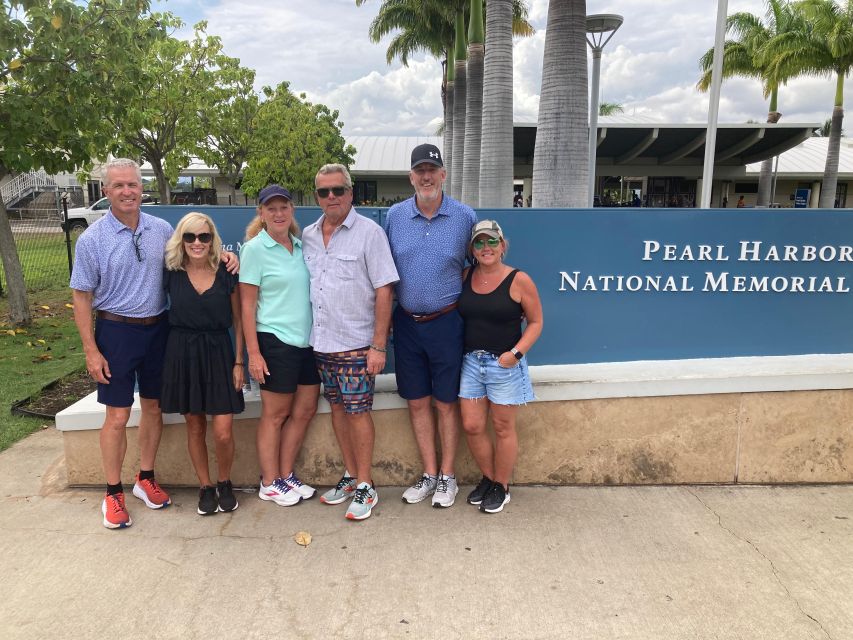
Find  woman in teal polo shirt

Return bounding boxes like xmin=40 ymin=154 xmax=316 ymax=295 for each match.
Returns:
xmin=240 ymin=185 xmax=320 ymax=508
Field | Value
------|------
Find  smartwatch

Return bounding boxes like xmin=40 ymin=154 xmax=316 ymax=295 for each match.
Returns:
xmin=510 ymin=347 xmax=523 ymax=360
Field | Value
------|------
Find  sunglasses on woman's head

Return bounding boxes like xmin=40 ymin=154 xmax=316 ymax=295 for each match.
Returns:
xmin=472 ymin=237 xmax=501 ymax=250
xmin=182 ymin=232 xmax=212 ymax=244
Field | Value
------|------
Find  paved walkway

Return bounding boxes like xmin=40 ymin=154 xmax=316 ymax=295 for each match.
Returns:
xmin=1 ymin=428 xmax=851 ymax=640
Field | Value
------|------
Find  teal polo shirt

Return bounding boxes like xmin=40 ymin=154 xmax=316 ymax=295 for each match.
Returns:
xmin=239 ymin=229 xmax=312 ymax=348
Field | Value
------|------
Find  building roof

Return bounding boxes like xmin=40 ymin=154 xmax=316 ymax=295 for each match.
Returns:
xmin=349 ymin=136 xmax=442 ymax=175
xmin=745 ymin=136 xmax=853 ymax=179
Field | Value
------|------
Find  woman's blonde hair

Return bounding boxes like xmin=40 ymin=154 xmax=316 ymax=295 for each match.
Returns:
xmin=245 ymin=197 xmax=300 ymax=241
xmin=165 ymin=212 xmax=222 ymax=271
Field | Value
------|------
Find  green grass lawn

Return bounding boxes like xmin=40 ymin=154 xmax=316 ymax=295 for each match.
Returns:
xmin=1 ymin=232 xmax=74 ymax=293
xmin=0 ymin=286 xmax=84 ymax=452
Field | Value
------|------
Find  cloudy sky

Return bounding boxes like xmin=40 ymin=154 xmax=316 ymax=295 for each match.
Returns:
xmin=162 ymin=0 xmax=849 ymax=136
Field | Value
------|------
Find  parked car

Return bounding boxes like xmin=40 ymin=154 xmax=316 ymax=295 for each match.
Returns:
xmin=61 ymin=195 xmax=157 ymax=233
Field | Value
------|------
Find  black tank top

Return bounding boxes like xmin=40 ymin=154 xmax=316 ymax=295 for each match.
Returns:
xmin=457 ymin=268 xmax=522 ymax=355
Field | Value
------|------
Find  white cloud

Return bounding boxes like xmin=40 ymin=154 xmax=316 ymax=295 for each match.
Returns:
xmin=164 ymin=0 xmax=850 ymax=135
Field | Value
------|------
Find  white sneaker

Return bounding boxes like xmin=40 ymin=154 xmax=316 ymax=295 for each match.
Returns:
xmin=258 ymin=477 xmax=301 ymax=507
xmin=284 ymin=472 xmax=316 ymax=499
xmin=401 ymin=474 xmax=437 ymax=504
xmin=432 ymin=474 xmax=458 ymax=508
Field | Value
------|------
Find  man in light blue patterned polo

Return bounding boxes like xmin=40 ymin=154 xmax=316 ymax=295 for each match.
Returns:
xmin=303 ymin=164 xmax=399 ymax=521
xmin=384 ymin=144 xmax=477 ymax=508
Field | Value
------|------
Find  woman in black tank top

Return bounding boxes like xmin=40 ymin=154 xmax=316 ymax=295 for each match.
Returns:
xmin=457 ymin=220 xmax=543 ymax=514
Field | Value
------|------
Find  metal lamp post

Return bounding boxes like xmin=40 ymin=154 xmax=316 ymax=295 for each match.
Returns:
xmin=586 ymin=14 xmax=623 ymax=207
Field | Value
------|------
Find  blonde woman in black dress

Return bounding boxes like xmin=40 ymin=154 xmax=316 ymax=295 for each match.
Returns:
xmin=161 ymin=212 xmax=245 ymax=515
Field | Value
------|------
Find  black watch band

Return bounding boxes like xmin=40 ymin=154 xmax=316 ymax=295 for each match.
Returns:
xmin=511 ymin=347 xmax=523 ymax=360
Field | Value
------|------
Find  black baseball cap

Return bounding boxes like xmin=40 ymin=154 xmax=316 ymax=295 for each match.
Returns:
xmin=411 ymin=144 xmax=444 ymax=169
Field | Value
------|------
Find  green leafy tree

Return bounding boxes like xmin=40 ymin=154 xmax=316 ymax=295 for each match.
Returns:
xmin=0 ymin=0 xmax=160 ymax=326
xmin=240 ymin=83 xmax=356 ymax=204
xmin=111 ymin=18 xmax=241 ymax=205
xmin=698 ymin=0 xmax=803 ymax=207
xmin=196 ymin=65 xmax=260 ymax=204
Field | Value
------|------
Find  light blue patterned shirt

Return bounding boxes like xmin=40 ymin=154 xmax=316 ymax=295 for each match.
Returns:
xmin=69 ymin=209 xmax=173 ymax=317
xmin=384 ymin=193 xmax=477 ymax=314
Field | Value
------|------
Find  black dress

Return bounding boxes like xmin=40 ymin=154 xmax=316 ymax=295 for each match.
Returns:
xmin=160 ymin=263 xmax=245 ymax=415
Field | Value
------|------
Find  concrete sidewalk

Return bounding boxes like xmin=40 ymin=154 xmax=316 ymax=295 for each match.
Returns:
xmin=1 ymin=429 xmax=851 ymax=640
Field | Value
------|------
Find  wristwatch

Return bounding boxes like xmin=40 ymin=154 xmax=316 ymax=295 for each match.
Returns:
xmin=510 ymin=347 xmax=523 ymax=360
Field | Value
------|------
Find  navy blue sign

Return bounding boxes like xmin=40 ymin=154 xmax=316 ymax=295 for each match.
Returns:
xmin=150 ymin=205 xmax=853 ymax=365
xmin=794 ymin=188 xmax=810 ymax=208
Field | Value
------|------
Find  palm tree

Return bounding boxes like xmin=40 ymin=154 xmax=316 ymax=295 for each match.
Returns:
xmin=462 ymin=0 xmax=484 ymax=206
xmin=532 ymin=0 xmax=589 ymax=207
xmin=598 ymin=101 xmax=624 ymax=116
xmin=698 ymin=0 xmax=802 ymax=207
xmin=479 ymin=0 xmax=515 ymax=207
xmin=813 ymin=117 xmax=844 ymax=136
xmin=788 ymin=0 xmax=853 ymax=209
xmin=445 ymin=48 xmax=456 ymax=183
xmin=451 ymin=10 xmax=468 ymax=200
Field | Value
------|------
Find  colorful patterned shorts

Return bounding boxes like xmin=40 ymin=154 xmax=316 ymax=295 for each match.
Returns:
xmin=314 ymin=347 xmax=375 ymax=414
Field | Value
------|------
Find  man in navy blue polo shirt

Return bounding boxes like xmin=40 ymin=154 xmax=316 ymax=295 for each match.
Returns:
xmin=384 ymin=144 xmax=477 ymax=508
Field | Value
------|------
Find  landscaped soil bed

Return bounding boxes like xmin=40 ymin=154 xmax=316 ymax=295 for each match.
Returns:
xmin=13 ymin=369 xmax=96 ymax=419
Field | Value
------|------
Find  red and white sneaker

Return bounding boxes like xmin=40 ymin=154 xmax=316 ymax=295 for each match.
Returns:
xmin=102 ymin=492 xmax=132 ymax=529
xmin=132 ymin=474 xmax=171 ymax=509
xmin=258 ymin=477 xmax=301 ymax=507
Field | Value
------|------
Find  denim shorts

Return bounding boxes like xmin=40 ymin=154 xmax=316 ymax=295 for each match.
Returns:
xmin=458 ymin=350 xmax=534 ymax=406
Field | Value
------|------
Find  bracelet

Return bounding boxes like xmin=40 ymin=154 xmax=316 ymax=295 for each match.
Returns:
xmin=234 ymin=362 xmax=244 ymax=366
xmin=369 ymin=344 xmax=387 ymax=353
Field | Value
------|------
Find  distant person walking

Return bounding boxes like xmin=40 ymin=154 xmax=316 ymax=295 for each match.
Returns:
xmin=736 ymin=196 xmax=746 ymax=208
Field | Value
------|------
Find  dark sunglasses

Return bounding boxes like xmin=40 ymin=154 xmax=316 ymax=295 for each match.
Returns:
xmin=182 ymin=232 xmax=213 ymax=244
xmin=132 ymin=231 xmax=144 ymax=262
xmin=315 ymin=186 xmax=348 ymax=198
xmin=472 ymin=237 xmax=501 ymax=250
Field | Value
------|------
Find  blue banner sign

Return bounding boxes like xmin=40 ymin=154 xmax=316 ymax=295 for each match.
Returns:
xmin=150 ymin=205 xmax=853 ymax=365
xmin=794 ymin=188 xmax=810 ymax=208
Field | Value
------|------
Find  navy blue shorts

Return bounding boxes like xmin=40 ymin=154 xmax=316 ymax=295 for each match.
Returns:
xmin=392 ymin=306 xmax=463 ymax=404
xmin=95 ymin=317 xmax=170 ymax=408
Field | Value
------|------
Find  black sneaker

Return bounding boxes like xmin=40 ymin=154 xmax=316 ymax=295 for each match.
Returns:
xmin=198 ymin=486 xmax=218 ymax=515
xmin=217 ymin=480 xmax=239 ymax=513
xmin=480 ymin=482 xmax=511 ymax=514
xmin=467 ymin=476 xmax=494 ymax=505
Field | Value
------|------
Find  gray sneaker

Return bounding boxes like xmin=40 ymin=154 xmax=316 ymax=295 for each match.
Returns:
xmin=431 ymin=473 xmax=458 ymax=508
xmin=401 ymin=474 xmax=437 ymax=504
xmin=320 ymin=475 xmax=356 ymax=505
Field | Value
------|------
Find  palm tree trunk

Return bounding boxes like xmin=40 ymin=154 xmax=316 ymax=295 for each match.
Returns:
xmin=462 ymin=43 xmax=484 ymax=206
xmin=445 ymin=79 xmax=455 ymax=186
xmin=0 ymin=165 xmax=32 ymax=326
xmin=479 ymin=0 xmax=514 ymax=208
xmin=819 ymin=73 xmax=845 ymax=208
xmin=532 ymin=0 xmax=589 ymax=207
xmin=756 ymin=100 xmax=781 ymax=207
xmin=451 ymin=11 xmax=468 ymax=201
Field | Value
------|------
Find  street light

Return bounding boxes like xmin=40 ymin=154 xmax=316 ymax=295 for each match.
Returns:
xmin=586 ymin=14 xmax=623 ymax=207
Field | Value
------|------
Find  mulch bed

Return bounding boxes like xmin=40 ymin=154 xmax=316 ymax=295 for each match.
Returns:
xmin=12 ymin=369 xmax=96 ymax=419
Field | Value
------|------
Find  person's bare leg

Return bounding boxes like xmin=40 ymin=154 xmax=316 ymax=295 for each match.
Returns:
xmin=210 ymin=414 xmax=235 ymax=482
xmin=406 ymin=396 xmax=438 ymax=476
xmin=137 ymin=397 xmax=163 ymax=471
xmin=100 ymin=406 xmax=131 ymax=484
xmin=279 ymin=384 xmax=319 ymax=476
xmin=346 ymin=411 xmax=376 ymax=486
xmin=460 ymin=398 xmax=494 ymax=479
xmin=330 ymin=402 xmax=357 ymax=477
xmin=257 ymin=390 xmax=292 ymax=484
xmin=434 ymin=399 xmax=460 ymax=476
xmin=490 ymin=404 xmax=519 ymax=488
xmin=185 ymin=413 xmax=211 ymax=486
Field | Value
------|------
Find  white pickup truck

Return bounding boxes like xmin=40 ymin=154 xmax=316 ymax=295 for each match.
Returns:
xmin=61 ymin=195 xmax=157 ymax=233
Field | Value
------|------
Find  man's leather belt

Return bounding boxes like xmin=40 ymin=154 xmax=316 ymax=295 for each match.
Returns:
xmin=96 ymin=310 xmax=166 ymax=326
xmin=403 ymin=302 xmax=458 ymax=323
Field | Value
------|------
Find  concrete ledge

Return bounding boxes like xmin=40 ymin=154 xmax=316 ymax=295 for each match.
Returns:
xmin=55 ymin=355 xmax=853 ymax=486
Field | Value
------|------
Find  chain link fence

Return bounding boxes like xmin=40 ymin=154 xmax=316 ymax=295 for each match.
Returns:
xmin=1 ymin=190 xmax=83 ymax=294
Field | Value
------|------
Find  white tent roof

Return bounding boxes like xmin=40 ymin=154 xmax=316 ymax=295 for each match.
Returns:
xmin=745 ymin=137 xmax=853 ymax=178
